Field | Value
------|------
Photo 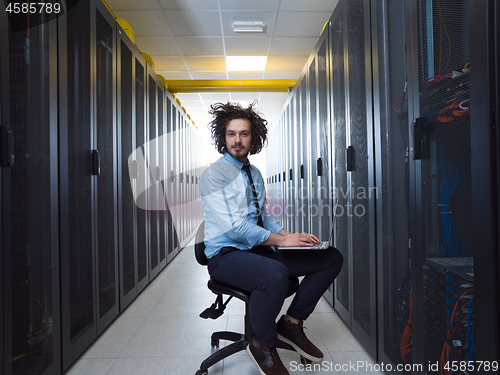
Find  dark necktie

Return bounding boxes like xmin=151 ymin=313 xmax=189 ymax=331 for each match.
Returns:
xmin=242 ymin=164 xmax=264 ymax=228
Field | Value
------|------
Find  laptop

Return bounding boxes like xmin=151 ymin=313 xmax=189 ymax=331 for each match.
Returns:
xmin=276 ymin=199 xmax=340 ymax=250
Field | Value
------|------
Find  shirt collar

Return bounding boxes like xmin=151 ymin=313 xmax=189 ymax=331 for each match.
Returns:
xmin=223 ymin=152 xmax=251 ymax=170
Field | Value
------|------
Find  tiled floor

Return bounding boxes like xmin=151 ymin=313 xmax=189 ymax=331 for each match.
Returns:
xmin=67 ymin=239 xmax=383 ymax=375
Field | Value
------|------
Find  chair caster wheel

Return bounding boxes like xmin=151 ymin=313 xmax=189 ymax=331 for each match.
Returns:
xmin=211 ymin=338 xmax=219 ymax=347
xmin=195 ymin=370 xmax=208 ymax=375
xmin=300 ymin=356 xmax=312 ymax=365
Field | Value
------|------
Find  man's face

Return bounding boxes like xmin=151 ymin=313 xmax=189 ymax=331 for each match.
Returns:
xmin=225 ymin=118 xmax=252 ymax=163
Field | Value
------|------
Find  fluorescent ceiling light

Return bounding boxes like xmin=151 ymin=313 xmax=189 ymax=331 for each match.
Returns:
xmin=226 ymin=56 xmax=267 ymax=71
xmin=233 ymin=22 xmax=266 ymax=33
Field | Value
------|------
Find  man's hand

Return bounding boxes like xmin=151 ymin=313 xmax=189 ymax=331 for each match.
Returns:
xmin=281 ymin=232 xmax=320 ymax=247
xmin=262 ymin=231 xmax=320 ymax=247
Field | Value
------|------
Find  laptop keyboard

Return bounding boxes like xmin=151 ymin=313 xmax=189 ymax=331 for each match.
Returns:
xmin=310 ymin=241 xmax=329 ymax=249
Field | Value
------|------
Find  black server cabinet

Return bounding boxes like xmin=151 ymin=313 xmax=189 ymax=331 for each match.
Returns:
xmin=285 ymin=106 xmax=292 ymax=232
xmin=171 ymin=101 xmax=180 ymax=254
xmin=60 ymin=0 xmax=119 ymax=369
xmin=2 ymin=6 xmax=61 ymax=375
xmin=307 ymin=53 xmax=320 ymax=239
xmin=157 ymin=82 xmax=167 ymax=270
xmin=409 ymin=0 xmax=473 ymax=371
xmin=371 ymin=0 xmax=413 ymax=370
xmin=406 ymin=0 xmax=498 ymax=372
xmin=298 ymin=73 xmax=309 ymax=234
xmin=146 ymin=67 xmax=165 ymax=281
xmin=117 ymin=25 xmax=148 ymax=310
xmin=290 ymin=96 xmax=298 ymax=234
xmin=308 ymin=26 xmax=332 ymax=250
xmin=331 ymin=0 xmax=351 ymax=331
xmin=306 ymin=27 xmax=336 ymax=306
xmin=0 ymin=9 xmax=6 ymax=373
xmin=330 ymin=0 xmax=377 ymax=358
xmin=135 ymin=51 xmax=149 ymax=292
xmin=94 ymin=0 xmax=119 ymax=334
xmin=165 ymin=97 xmax=178 ymax=262
xmin=180 ymin=117 xmax=185 ymax=245
xmin=469 ymin=0 xmax=500 ymax=367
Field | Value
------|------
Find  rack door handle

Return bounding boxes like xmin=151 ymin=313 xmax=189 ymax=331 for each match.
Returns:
xmin=317 ymin=158 xmax=323 ymax=176
xmin=346 ymin=146 xmax=354 ymax=172
xmin=0 ymin=125 xmax=14 ymax=168
xmin=91 ymin=150 xmax=100 ymax=176
xmin=412 ymin=117 xmax=423 ymax=160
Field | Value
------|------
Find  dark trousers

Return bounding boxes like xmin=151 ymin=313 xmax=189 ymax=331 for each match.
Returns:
xmin=207 ymin=245 xmax=343 ymax=347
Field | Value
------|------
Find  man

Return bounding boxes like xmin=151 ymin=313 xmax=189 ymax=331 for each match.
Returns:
xmin=200 ymin=102 xmax=343 ymax=375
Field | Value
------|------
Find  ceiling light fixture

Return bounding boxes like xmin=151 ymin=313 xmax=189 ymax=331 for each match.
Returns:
xmin=233 ymin=21 xmax=266 ymax=33
xmin=226 ymin=56 xmax=267 ymax=71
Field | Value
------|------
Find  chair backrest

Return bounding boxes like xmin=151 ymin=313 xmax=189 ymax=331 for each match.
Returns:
xmin=195 ymin=220 xmax=208 ymax=266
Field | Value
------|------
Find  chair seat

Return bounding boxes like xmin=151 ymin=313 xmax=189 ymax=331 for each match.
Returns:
xmin=207 ymin=278 xmax=251 ymax=304
xmin=207 ymin=276 xmax=299 ymax=305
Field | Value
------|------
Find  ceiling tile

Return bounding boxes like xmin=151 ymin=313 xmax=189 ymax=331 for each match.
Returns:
xmin=274 ymin=12 xmax=331 ymax=37
xmin=150 ymin=56 xmax=187 ymax=71
xmin=106 ymin=0 xmax=160 ymax=10
xmin=159 ymin=0 xmax=219 ymax=10
xmin=279 ymin=0 xmax=339 ymax=12
xmin=134 ymin=36 xmax=179 ymax=56
xmin=190 ymin=71 xmax=228 ymax=79
xmin=113 ymin=10 xmax=172 ymax=36
xmin=176 ymin=37 xmax=224 ymax=56
xmin=270 ymin=37 xmax=318 ymax=56
xmin=259 ymin=92 xmax=290 ymax=101
xmin=221 ymin=11 xmax=276 ymax=36
xmin=220 ymin=0 xmax=280 ymax=11
xmin=174 ymin=93 xmax=203 ymax=102
xmin=224 ymin=36 xmax=271 ymax=56
xmin=165 ymin=11 xmax=222 ymax=36
xmin=157 ymin=71 xmax=192 ymax=79
xmin=230 ymin=92 xmax=261 ymax=101
xmin=201 ymin=93 xmax=232 ymax=104
xmin=184 ymin=57 xmax=226 ymax=71
xmin=266 ymin=56 xmax=309 ymax=71
xmin=263 ymin=70 xmax=302 ymax=79
xmin=227 ymin=71 xmax=266 ymax=79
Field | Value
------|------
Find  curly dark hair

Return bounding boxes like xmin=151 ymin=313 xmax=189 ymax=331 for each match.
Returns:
xmin=208 ymin=101 xmax=268 ymax=155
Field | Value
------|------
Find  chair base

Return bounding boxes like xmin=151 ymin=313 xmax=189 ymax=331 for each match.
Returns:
xmin=198 ymin=330 xmax=302 ymax=373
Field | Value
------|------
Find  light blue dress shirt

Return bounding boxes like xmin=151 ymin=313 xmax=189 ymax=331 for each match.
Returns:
xmin=200 ymin=152 xmax=283 ymax=259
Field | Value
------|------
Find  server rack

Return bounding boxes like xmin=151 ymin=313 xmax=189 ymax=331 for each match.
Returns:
xmin=469 ymin=1 xmax=500 ymax=365
xmin=135 ymin=50 xmax=149 ymax=292
xmin=285 ymin=105 xmax=292 ymax=232
xmin=313 ymin=26 xmax=335 ymax=305
xmin=0 ymin=9 xmax=7 ymax=373
xmin=371 ymin=0 xmax=413 ymax=369
xmin=291 ymin=94 xmax=299 ymax=233
xmin=94 ymin=0 xmax=119 ymax=335
xmin=330 ymin=1 xmax=351 ymax=329
xmin=117 ymin=22 xmax=149 ymax=310
xmin=3 ymin=5 xmax=61 ymax=375
xmin=325 ymin=0 xmax=378 ymax=358
xmin=60 ymin=0 xmax=119 ymax=368
xmin=298 ymin=73 xmax=309 ymax=234
xmin=146 ymin=66 xmax=159 ymax=280
xmin=157 ymin=81 xmax=167 ymax=269
xmin=165 ymin=96 xmax=178 ymax=262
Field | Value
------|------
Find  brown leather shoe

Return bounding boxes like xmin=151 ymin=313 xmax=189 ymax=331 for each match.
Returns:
xmin=246 ymin=338 xmax=290 ymax=375
xmin=276 ymin=316 xmax=323 ymax=362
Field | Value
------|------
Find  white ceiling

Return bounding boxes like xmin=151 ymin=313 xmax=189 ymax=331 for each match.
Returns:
xmin=106 ymin=0 xmax=338 ymax=167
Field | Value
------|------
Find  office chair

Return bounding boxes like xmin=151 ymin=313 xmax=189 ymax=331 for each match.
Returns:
xmin=194 ymin=221 xmax=308 ymax=375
